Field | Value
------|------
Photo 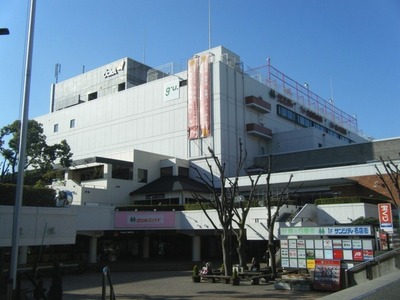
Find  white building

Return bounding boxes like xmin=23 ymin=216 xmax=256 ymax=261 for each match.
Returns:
xmin=35 ymin=45 xmax=368 ymax=206
xmin=2 ymin=45 xmax=396 ymax=267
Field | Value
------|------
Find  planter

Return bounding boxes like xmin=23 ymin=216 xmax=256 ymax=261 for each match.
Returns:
xmin=192 ymin=276 xmax=201 ymax=283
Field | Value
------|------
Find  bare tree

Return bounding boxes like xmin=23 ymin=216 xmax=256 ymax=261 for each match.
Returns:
xmin=191 ymin=140 xmax=262 ymax=275
xmin=231 ymin=148 xmax=264 ymax=270
xmin=375 ymin=156 xmax=400 ymax=208
xmin=263 ymin=155 xmax=298 ymax=279
xmin=191 ymin=146 xmax=236 ymax=276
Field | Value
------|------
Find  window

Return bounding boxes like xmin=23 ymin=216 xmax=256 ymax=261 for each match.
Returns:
xmin=277 ymin=104 xmax=355 ymax=144
xmin=53 ymin=123 xmax=59 ymax=133
xmin=70 ymin=119 xmax=75 ymax=128
xmin=88 ymin=91 xmax=98 ymax=100
xmin=178 ymin=167 xmax=189 ymax=177
xmin=137 ymin=168 xmax=148 ymax=183
xmin=112 ymin=164 xmax=133 ymax=180
xmin=160 ymin=167 xmax=173 ymax=177
xmin=118 ymin=82 xmax=126 ymax=92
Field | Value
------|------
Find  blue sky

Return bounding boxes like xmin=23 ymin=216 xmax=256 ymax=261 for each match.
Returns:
xmin=1 ymin=0 xmax=399 ymax=140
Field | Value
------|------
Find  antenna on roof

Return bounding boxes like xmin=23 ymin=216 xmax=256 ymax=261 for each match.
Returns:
xmin=208 ymin=0 xmax=211 ymax=49
xmin=143 ymin=29 xmax=146 ymax=64
xmin=55 ymin=63 xmax=61 ymax=83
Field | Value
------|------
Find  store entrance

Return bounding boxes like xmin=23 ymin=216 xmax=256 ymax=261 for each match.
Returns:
xmin=98 ymin=230 xmax=192 ymax=263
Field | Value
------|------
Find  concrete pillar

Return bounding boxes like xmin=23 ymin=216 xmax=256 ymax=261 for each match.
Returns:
xmin=18 ymin=246 xmax=28 ymax=265
xmin=89 ymin=236 xmax=98 ymax=264
xmin=143 ymin=235 xmax=150 ymax=259
xmin=192 ymin=236 xmax=201 ymax=262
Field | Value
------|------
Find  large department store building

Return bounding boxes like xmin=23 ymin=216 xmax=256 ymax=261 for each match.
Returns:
xmin=1 ymin=46 xmax=399 ymax=266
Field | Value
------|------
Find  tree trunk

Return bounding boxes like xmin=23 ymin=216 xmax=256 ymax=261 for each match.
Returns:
xmin=221 ymin=231 xmax=232 ymax=276
xmin=236 ymin=227 xmax=247 ymax=270
xmin=268 ymin=226 xmax=278 ymax=279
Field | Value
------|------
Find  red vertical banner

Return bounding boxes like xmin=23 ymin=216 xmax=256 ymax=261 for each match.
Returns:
xmin=378 ymin=203 xmax=393 ymax=233
xmin=187 ymin=57 xmax=199 ymax=139
xmin=199 ymin=55 xmax=211 ymax=138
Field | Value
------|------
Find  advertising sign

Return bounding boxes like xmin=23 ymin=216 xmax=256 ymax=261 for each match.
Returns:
xmin=378 ymin=203 xmax=393 ymax=233
xmin=280 ymin=226 xmax=372 ymax=236
xmin=199 ymin=55 xmax=211 ymax=137
xmin=280 ymin=238 xmax=374 ymax=268
xmin=114 ymin=211 xmax=175 ymax=228
xmin=164 ymin=79 xmax=180 ymax=101
xmin=187 ymin=57 xmax=199 ymax=139
xmin=313 ymin=259 xmax=341 ymax=291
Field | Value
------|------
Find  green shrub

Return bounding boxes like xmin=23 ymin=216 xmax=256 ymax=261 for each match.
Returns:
xmin=0 ymin=183 xmax=55 ymax=206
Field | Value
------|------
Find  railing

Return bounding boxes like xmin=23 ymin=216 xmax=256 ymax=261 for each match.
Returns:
xmin=344 ymin=247 xmax=400 ymax=288
xmin=246 ymin=63 xmax=358 ymax=134
xmin=102 ymin=266 xmax=116 ymax=300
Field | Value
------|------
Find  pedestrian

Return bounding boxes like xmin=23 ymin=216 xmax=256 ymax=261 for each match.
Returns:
xmin=264 ymin=250 xmax=270 ymax=267
xmin=251 ymin=257 xmax=260 ymax=271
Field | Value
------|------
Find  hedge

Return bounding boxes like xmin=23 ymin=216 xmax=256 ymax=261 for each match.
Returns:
xmin=0 ymin=183 xmax=55 ymax=207
xmin=314 ymin=196 xmax=388 ymax=205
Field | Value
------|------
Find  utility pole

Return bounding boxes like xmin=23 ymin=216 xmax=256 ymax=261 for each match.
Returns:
xmin=8 ymin=0 xmax=36 ymax=298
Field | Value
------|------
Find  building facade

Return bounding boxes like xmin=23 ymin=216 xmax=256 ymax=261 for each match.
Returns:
xmin=3 ymin=45 xmax=397 ymax=268
xmin=36 ymin=45 xmax=369 ymax=206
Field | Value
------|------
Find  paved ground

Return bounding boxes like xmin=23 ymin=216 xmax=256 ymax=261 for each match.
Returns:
xmin=22 ymin=270 xmax=333 ymax=300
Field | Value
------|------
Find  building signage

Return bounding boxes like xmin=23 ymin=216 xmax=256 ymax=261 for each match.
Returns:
xmin=187 ymin=54 xmax=211 ymax=139
xmin=378 ymin=203 xmax=393 ymax=233
xmin=280 ymin=226 xmax=372 ymax=236
xmin=114 ymin=211 xmax=175 ymax=228
xmin=187 ymin=57 xmax=199 ymax=139
xmin=104 ymin=60 xmax=125 ymax=78
xmin=163 ymin=79 xmax=180 ymax=101
xmin=313 ymin=259 xmax=341 ymax=291
xmin=199 ymin=55 xmax=211 ymax=138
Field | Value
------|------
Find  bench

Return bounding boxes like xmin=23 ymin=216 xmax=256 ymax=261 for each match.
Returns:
xmin=239 ymin=270 xmax=272 ymax=285
xmin=200 ymin=274 xmax=231 ymax=284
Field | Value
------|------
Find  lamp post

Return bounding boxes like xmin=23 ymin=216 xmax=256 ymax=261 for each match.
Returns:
xmin=9 ymin=0 xmax=36 ymax=298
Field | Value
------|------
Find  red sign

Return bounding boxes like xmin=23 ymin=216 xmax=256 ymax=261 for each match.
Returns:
xmin=352 ymin=250 xmax=363 ymax=261
xmin=313 ymin=259 xmax=341 ymax=291
xmin=378 ymin=203 xmax=393 ymax=233
xmin=378 ymin=203 xmax=393 ymax=223
xmin=333 ymin=250 xmax=343 ymax=259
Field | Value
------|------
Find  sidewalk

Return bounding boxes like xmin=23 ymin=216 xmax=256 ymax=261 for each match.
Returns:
xmin=37 ymin=270 xmax=333 ymax=300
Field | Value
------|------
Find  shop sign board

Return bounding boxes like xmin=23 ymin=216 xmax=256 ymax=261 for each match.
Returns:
xmin=164 ymin=79 xmax=180 ymax=101
xmin=378 ymin=203 xmax=393 ymax=233
xmin=280 ymin=226 xmax=372 ymax=237
xmin=313 ymin=259 xmax=341 ymax=291
xmin=114 ymin=211 xmax=175 ymax=228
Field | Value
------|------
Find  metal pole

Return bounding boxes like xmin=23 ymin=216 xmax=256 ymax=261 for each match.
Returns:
xmin=9 ymin=0 xmax=36 ymax=294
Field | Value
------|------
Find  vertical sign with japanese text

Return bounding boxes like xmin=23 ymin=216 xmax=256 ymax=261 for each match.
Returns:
xmin=378 ymin=203 xmax=393 ymax=233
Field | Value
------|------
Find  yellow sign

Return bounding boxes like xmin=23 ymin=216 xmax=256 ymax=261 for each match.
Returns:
xmin=307 ymin=259 xmax=315 ymax=269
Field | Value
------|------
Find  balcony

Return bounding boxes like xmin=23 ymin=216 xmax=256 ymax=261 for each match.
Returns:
xmin=246 ymin=123 xmax=272 ymax=139
xmin=245 ymin=96 xmax=271 ymax=114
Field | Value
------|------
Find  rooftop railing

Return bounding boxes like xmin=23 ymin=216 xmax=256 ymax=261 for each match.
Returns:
xmin=246 ymin=63 xmax=358 ymax=134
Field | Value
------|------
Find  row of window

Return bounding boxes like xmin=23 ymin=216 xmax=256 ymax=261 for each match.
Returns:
xmin=137 ymin=166 xmax=189 ymax=183
xmin=54 ymin=119 xmax=75 ymax=132
xmin=277 ymin=105 xmax=354 ymax=143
